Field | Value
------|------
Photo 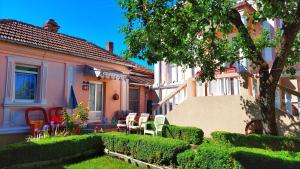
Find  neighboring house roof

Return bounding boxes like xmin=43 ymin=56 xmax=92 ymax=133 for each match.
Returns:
xmin=129 ymin=74 xmax=154 ymax=86
xmin=0 ymin=19 xmax=134 ymax=67
xmin=129 ymin=62 xmax=154 ymax=86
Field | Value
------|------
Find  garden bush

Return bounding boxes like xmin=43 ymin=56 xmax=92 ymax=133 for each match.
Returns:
xmin=185 ymin=142 xmax=300 ymax=169
xmin=231 ymin=147 xmax=300 ymax=169
xmin=211 ymin=131 xmax=300 ymax=152
xmin=162 ymin=125 xmax=204 ymax=144
xmin=177 ymin=149 xmax=199 ymax=169
xmin=0 ymin=134 xmax=104 ymax=168
xmin=197 ymin=142 xmax=233 ymax=169
xmin=101 ymin=132 xmax=190 ymax=166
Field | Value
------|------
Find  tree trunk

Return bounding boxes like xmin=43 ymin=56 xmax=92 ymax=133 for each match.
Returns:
xmin=259 ymin=63 xmax=279 ymax=135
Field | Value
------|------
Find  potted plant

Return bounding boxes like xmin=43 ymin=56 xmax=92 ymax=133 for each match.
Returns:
xmin=62 ymin=102 xmax=89 ymax=135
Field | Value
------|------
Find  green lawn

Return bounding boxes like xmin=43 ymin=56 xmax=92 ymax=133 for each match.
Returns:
xmin=49 ymin=156 xmax=143 ymax=169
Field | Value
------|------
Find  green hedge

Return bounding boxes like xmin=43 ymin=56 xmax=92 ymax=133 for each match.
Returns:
xmin=231 ymin=147 xmax=300 ymax=169
xmin=182 ymin=142 xmax=300 ymax=169
xmin=197 ymin=142 xmax=233 ymax=169
xmin=211 ymin=131 xmax=300 ymax=152
xmin=177 ymin=149 xmax=199 ymax=169
xmin=0 ymin=134 xmax=104 ymax=168
xmin=101 ymin=132 xmax=190 ymax=166
xmin=162 ymin=125 xmax=204 ymax=144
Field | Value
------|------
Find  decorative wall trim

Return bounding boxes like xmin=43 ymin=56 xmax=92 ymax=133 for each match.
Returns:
xmin=4 ymin=56 xmax=48 ymax=105
xmin=121 ymin=79 xmax=128 ymax=110
xmin=3 ymin=103 xmax=48 ymax=108
xmin=40 ymin=61 xmax=48 ymax=104
xmin=3 ymin=56 xmax=48 ymax=128
xmin=3 ymin=107 xmax=10 ymax=128
xmin=0 ymin=127 xmax=29 ymax=134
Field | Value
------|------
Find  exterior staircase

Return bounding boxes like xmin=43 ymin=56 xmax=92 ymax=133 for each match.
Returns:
xmin=153 ymin=78 xmax=300 ymax=136
xmin=153 ymin=78 xmax=196 ymax=115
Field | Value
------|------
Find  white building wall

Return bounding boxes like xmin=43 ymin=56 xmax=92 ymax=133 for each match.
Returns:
xmin=154 ymin=63 xmax=160 ymax=87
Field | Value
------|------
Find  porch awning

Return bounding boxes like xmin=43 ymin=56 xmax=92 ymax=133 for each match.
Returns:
xmin=84 ymin=65 xmax=128 ymax=80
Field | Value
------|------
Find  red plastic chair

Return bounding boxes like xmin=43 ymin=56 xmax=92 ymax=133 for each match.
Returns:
xmin=48 ymin=107 xmax=64 ymax=123
xmin=25 ymin=107 xmax=48 ymax=137
xmin=48 ymin=107 xmax=65 ymax=134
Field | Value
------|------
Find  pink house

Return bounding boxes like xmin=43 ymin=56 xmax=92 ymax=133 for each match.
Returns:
xmin=0 ymin=19 xmax=155 ymax=144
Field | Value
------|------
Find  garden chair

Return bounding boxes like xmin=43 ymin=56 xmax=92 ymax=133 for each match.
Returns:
xmin=117 ymin=113 xmax=137 ymax=133
xmin=48 ymin=107 xmax=65 ymax=135
xmin=25 ymin=107 xmax=50 ymax=137
xmin=128 ymin=113 xmax=150 ymax=134
xmin=144 ymin=115 xmax=166 ymax=136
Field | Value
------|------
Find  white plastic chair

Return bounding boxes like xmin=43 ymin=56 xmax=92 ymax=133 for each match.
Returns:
xmin=117 ymin=113 xmax=137 ymax=132
xmin=128 ymin=113 xmax=150 ymax=134
xmin=144 ymin=115 xmax=165 ymax=136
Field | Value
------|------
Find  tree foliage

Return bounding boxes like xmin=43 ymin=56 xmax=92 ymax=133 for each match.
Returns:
xmin=119 ymin=0 xmax=299 ymax=80
xmin=119 ymin=0 xmax=300 ymax=134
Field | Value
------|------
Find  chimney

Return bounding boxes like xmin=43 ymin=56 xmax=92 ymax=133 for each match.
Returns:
xmin=106 ymin=41 xmax=114 ymax=54
xmin=43 ymin=19 xmax=60 ymax=33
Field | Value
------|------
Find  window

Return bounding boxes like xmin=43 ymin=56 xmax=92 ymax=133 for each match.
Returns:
xmin=129 ymin=89 xmax=140 ymax=113
xmin=230 ymin=78 xmax=235 ymax=95
xmin=171 ymin=64 xmax=178 ymax=83
xmin=15 ymin=65 xmax=39 ymax=101
xmin=89 ymin=83 xmax=103 ymax=111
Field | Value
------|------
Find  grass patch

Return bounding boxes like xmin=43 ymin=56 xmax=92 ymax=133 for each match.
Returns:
xmin=48 ymin=156 xmax=144 ymax=169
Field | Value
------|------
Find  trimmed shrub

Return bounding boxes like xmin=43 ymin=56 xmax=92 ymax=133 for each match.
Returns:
xmin=211 ymin=131 xmax=300 ymax=152
xmin=162 ymin=125 xmax=204 ymax=144
xmin=232 ymin=147 xmax=300 ymax=169
xmin=101 ymin=132 xmax=190 ymax=165
xmin=177 ymin=149 xmax=198 ymax=169
xmin=194 ymin=142 xmax=300 ymax=169
xmin=0 ymin=134 xmax=104 ymax=168
xmin=197 ymin=142 xmax=233 ymax=169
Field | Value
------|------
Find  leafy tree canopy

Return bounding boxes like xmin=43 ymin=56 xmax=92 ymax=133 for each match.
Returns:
xmin=119 ymin=0 xmax=300 ymax=81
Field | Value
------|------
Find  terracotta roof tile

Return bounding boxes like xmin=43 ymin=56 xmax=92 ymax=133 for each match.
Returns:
xmin=0 ymin=19 xmax=134 ymax=67
xmin=129 ymin=74 xmax=154 ymax=86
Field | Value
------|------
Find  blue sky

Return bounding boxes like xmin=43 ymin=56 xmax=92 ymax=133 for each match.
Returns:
xmin=0 ymin=0 xmax=153 ymax=69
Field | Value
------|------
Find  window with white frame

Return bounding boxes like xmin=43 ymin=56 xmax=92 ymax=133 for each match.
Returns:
xmin=15 ymin=65 xmax=39 ymax=101
xmin=89 ymin=83 xmax=103 ymax=112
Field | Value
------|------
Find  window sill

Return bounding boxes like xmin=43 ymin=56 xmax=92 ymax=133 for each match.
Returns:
xmin=0 ymin=127 xmax=29 ymax=134
xmin=4 ymin=102 xmax=47 ymax=108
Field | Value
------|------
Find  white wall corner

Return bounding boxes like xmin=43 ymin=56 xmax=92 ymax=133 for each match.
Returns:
xmin=4 ymin=57 xmax=14 ymax=104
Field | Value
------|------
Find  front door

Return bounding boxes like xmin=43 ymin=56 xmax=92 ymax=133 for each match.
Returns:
xmin=89 ymin=82 xmax=103 ymax=123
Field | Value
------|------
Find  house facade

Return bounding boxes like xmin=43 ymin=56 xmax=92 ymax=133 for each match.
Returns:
xmin=0 ymin=19 xmax=154 ymax=143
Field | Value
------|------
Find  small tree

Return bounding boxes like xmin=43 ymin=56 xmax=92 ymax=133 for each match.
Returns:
xmin=119 ymin=0 xmax=300 ymax=135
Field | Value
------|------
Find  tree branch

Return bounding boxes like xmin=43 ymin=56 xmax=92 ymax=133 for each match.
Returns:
xmin=228 ymin=9 xmax=267 ymax=67
xmin=268 ymin=5 xmax=300 ymax=90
